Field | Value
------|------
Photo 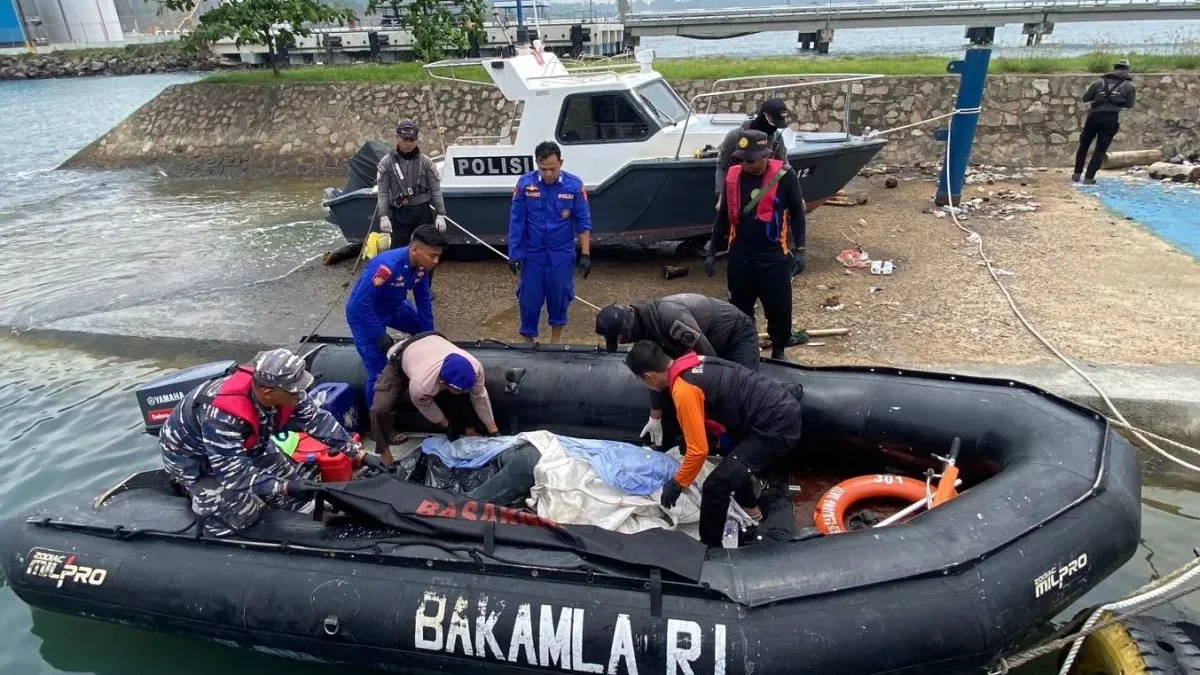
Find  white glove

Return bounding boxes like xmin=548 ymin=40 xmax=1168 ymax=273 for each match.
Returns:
xmin=434 ymin=214 xmax=447 ymax=234
xmin=640 ymin=416 xmax=664 ymax=446
xmin=378 ymin=216 xmax=392 ymax=234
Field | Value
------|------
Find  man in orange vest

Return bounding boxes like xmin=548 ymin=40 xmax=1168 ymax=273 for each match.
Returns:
xmin=705 ymin=129 xmax=807 ymax=361
xmin=623 ymin=340 xmax=803 ymax=547
xmin=159 ymin=348 xmax=385 ymax=536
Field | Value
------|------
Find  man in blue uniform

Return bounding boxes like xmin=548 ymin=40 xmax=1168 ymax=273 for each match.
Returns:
xmin=346 ymin=224 xmax=448 ymax=406
xmin=159 ymin=348 xmax=384 ymax=536
xmin=508 ymin=141 xmax=593 ymax=343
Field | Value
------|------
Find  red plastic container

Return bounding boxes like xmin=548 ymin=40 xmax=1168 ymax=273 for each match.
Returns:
xmin=289 ymin=432 xmax=359 ymax=483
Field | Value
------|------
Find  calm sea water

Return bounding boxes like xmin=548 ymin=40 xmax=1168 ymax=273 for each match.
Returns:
xmin=0 ymin=41 xmax=1197 ymax=674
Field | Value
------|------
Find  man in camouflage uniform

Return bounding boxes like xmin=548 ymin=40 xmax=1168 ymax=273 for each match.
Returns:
xmin=159 ymin=348 xmax=384 ymax=536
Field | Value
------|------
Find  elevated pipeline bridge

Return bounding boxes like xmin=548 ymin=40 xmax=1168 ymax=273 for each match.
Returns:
xmin=621 ymin=0 xmax=1200 ymax=52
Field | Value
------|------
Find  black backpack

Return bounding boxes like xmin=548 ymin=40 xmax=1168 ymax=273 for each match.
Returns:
xmin=1096 ymin=77 xmax=1126 ymax=106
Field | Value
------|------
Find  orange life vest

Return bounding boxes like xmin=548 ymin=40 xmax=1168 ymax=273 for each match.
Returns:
xmin=208 ymin=366 xmax=295 ymax=450
xmin=724 ymin=159 xmax=791 ymax=254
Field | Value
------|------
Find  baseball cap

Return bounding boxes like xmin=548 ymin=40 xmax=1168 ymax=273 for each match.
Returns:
xmin=396 ymin=120 xmax=419 ymax=139
xmin=1112 ymin=59 xmax=1131 ymax=70
xmin=595 ymin=304 xmax=633 ymax=352
xmin=759 ymin=98 xmax=789 ymax=126
xmin=251 ymin=348 xmax=314 ymax=394
xmin=731 ymin=129 xmax=772 ymax=162
xmin=440 ymin=354 xmax=477 ymax=392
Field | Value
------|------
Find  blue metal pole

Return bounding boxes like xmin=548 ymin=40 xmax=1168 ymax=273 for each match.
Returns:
xmin=516 ymin=0 xmax=524 ymax=27
xmin=935 ymin=46 xmax=991 ymax=206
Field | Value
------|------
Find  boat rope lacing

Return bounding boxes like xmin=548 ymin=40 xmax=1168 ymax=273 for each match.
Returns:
xmin=986 ymin=553 xmax=1200 ymax=674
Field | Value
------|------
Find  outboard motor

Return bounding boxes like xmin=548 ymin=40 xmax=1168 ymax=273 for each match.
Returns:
xmin=135 ymin=361 xmax=237 ymax=435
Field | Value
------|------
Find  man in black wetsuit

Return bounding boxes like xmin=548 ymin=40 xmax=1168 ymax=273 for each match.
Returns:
xmin=1073 ymin=60 xmax=1136 ymax=185
xmin=707 ymin=129 xmax=806 ymax=362
xmin=595 ymin=293 xmax=760 ymax=446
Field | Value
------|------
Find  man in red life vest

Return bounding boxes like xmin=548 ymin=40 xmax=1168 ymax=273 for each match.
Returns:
xmin=624 ymin=340 xmax=803 ymax=547
xmin=159 ymin=348 xmax=384 ymax=536
xmin=706 ymin=129 xmax=807 ymax=361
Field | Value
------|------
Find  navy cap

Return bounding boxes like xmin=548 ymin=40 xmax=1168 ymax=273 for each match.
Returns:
xmin=759 ymin=98 xmax=789 ymax=125
xmin=396 ymin=120 xmax=419 ymax=139
xmin=440 ymin=354 xmax=477 ymax=392
xmin=731 ymin=129 xmax=772 ymax=161
xmin=251 ymin=348 xmax=314 ymax=394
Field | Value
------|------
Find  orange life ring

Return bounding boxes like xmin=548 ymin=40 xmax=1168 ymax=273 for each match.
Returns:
xmin=813 ymin=474 xmax=928 ymax=535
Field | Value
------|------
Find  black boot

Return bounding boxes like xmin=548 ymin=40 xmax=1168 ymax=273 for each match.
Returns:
xmin=770 ymin=346 xmax=789 ymax=361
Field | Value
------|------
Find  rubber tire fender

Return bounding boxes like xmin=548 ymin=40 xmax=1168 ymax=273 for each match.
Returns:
xmin=1069 ymin=613 xmax=1200 ymax=675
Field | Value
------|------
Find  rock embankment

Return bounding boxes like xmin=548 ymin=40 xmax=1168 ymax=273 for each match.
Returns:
xmin=63 ymin=72 xmax=1200 ymax=176
xmin=0 ymin=44 xmax=227 ymax=80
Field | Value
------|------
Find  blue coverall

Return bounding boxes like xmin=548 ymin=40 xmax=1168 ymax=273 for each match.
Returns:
xmin=507 ymin=170 xmax=592 ymax=338
xmin=345 ymin=246 xmax=435 ymax=406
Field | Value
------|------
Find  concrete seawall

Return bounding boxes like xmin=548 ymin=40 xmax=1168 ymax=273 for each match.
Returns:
xmin=63 ymin=73 xmax=1200 ymax=177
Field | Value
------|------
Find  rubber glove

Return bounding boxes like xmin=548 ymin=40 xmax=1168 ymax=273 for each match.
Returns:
xmin=434 ymin=214 xmax=447 ymax=234
xmin=375 ymin=333 xmax=395 ymax=354
xmin=577 ymin=254 xmax=592 ymax=279
xmin=789 ymin=248 xmax=806 ymax=278
xmin=360 ymin=453 xmax=387 ymax=473
xmin=284 ymin=480 xmax=320 ymax=501
xmin=704 ymin=254 xmax=716 ymax=278
xmin=660 ymin=479 xmax=683 ymax=510
xmin=640 ymin=416 xmax=664 ymax=446
xmin=379 ymin=215 xmax=392 ymax=234
xmin=508 ymin=259 xmax=522 ymax=276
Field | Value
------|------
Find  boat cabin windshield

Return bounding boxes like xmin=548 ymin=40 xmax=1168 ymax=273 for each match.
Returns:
xmin=634 ymin=79 xmax=690 ymax=125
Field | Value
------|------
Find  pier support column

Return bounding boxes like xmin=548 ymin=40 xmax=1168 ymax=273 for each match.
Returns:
xmin=935 ymin=44 xmax=992 ymax=207
xmin=797 ymin=31 xmax=818 ymax=51
xmin=816 ymin=28 xmax=834 ymax=54
xmin=1022 ymin=20 xmax=1054 ymax=46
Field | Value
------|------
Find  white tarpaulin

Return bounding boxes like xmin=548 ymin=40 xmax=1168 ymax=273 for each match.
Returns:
xmin=522 ymin=430 xmax=754 ymax=540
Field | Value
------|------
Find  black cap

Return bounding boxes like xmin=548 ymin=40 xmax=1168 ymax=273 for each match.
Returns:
xmin=731 ymin=129 xmax=772 ymax=162
xmin=396 ymin=119 xmax=419 ymax=139
xmin=759 ymin=98 xmax=789 ymax=126
xmin=595 ymin=304 xmax=633 ymax=352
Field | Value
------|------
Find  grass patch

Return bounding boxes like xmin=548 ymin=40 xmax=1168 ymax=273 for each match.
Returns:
xmin=201 ymin=50 xmax=1200 ymax=84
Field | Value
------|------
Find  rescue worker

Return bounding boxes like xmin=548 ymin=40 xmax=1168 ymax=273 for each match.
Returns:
xmin=346 ymin=224 xmax=448 ymax=407
xmin=595 ymin=293 xmax=760 ymax=447
xmin=159 ymin=348 xmax=385 ymax=536
xmin=376 ymin=119 xmax=448 ymax=246
xmin=707 ymin=129 xmax=806 ymax=361
xmin=508 ymin=140 xmax=593 ymax=344
xmin=1074 ymin=60 xmax=1136 ymax=185
xmin=714 ymin=98 xmax=790 ymax=199
xmin=624 ymin=340 xmax=802 ymax=547
xmin=369 ymin=332 xmax=500 ymax=466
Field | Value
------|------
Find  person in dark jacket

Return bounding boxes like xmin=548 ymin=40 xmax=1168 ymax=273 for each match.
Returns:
xmin=625 ymin=341 xmax=802 ymax=547
xmin=595 ymin=294 xmax=760 ymax=447
xmin=1074 ymin=60 xmax=1136 ymax=185
xmin=376 ymin=120 xmax=447 ymax=246
xmin=708 ymin=129 xmax=806 ymax=361
xmin=714 ymin=98 xmax=790 ymax=198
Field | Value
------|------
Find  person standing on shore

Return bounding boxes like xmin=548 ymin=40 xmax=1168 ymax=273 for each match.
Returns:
xmin=376 ymin=120 xmax=447 ymax=246
xmin=1073 ymin=60 xmax=1136 ymax=185
xmin=707 ymin=130 xmax=806 ymax=362
xmin=714 ymin=98 xmax=790 ymax=200
xmin=507 ymin=141 xmax=593 ymax=344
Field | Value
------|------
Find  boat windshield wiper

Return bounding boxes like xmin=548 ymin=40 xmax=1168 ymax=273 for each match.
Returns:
xmin=639 ymin=94 xmax=676 ymax=126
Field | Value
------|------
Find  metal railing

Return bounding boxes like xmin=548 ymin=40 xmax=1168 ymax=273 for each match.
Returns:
xmin=626 ymin=0 xmax=1192 ymax=23
xmin=673 ymin=74 xmax=886 ymax=160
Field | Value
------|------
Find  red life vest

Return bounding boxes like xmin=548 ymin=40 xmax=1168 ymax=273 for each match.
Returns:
xmin=725 ymin=158 xmax=791 ymax=253
xmin=666 ymin=352 xmax=728 ymax=441
xmin=210 ymin=365 xmax=295 ymax=450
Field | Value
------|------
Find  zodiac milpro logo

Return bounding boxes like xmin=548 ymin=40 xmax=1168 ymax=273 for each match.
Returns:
xmin=23 ymin=548 xmax=109 ymax=589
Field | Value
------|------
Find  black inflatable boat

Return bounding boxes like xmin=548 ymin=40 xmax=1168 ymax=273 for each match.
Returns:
xmin=1 ymin=339 xmax=1142 ymax=675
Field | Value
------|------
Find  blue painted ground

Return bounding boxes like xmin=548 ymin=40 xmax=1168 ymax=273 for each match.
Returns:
xmin=1080 ymin=176 xmax=1200 ymax=259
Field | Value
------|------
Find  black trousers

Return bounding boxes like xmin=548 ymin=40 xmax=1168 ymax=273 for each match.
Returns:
xmin=728 ymin=252 xmax=792 ymax=350
xmin=698 ymin=435 xmax=794 ymax=546
xmin=1074 ymin=112 xmax=1120 ymax=180
xmin=389 ymin=202 xmax=435 ymax=247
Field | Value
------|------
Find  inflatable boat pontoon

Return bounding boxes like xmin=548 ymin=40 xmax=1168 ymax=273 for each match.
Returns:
xmin=1 ymin=338 xmax=1142 ymax=675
